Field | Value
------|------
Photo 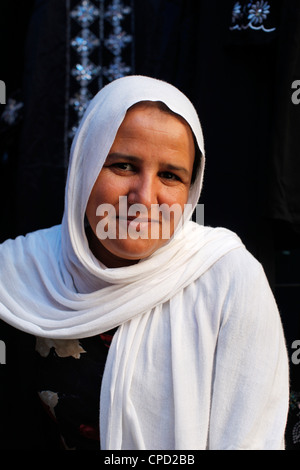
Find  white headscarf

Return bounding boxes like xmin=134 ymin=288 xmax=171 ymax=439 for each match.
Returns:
xmin=0 ymin=75 xmax=242 ymax=339
xmin=0 ymin=76 xmax=249 ymax=449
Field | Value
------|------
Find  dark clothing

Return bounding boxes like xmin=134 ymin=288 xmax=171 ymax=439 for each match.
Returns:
xmin=35 ymin=331 xmax=116 ymax=450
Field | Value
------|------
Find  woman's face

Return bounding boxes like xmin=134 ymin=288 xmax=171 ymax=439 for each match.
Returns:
xmin=85 ymin=102 xmax=195 ymax=267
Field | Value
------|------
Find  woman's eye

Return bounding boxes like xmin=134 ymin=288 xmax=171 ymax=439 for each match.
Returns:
xmin=160 ymin=172 xmax=180 ymax=181
xmin=113 ymin=162 xmax=134 ymax=171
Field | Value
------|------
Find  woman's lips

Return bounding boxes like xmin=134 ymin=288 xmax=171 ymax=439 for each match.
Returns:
xmin=118 ymin=216 xmax=160 ymax=229
xmin=114 ymin=217 xmax=160 ymax=237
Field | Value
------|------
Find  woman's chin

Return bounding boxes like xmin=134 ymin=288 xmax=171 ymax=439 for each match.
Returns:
xmin=101 ymin=238 xmax=164 ymax=263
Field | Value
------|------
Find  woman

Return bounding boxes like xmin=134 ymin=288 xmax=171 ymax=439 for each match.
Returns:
xmin=0 ymin=76 xmax=289 ymax=449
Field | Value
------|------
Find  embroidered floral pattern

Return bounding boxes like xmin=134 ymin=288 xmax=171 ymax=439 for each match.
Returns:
xmin=0 ymin=98 xmax=24 ymax=126
xmin=230 ymin=1 xmax=276 ymax=32
xmin=290 ymin=391 xmax=300 ymax=445
xmin=231 ymin=2 xmax=243 ymax=23
xmin=35 ymin=332 xmax=116 ymax=449
xmin=35 ymin=337 xmax=86 ymax=359
xmin=67 ymin=0 xmax=134 ymax=140
xmin=248 ymin=1 xmax=271 ymax=25
xmin=70 ymin=0 xmax=100 ymax=27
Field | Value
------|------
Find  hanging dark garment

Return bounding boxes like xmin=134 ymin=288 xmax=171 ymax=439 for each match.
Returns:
xmin=15 ymin=0 xmax=71 ymax=236
xmin=0 ymin=1 xmax=35 ymax=242
xmin=134 ymin=0 xmax=282 ymax=257
xmin=265 ymin=2 xmax=300 ymax=234
xmin=1 ymin=0 xmax=135 ymax=237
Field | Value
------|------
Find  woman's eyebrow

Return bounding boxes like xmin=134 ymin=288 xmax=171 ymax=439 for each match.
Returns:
xmin=106 ymin=153 xmax=142 ymax=163
xmin=163 ymin=163 xmax=190 ymax=176
xmin=106 ymin=153 xmax=190 ymax=175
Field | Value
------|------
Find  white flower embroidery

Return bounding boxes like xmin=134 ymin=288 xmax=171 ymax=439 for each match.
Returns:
xmin=38 ymin=391 xmax=58 ymax=417
xmin=1 ymin=98 xmax=23 ymax=125
xmin=248 ymin=1 xmax=271 ymax=25
xmin=229 ymin=0 xmax=275 ymax=33
xmin=232 ymin=2 xmax=242 ymax=23
xmin=35 ymin=337 xmax=86 ymax=359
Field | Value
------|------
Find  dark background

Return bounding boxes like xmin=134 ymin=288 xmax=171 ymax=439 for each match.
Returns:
xmin=0 ymin=0 xmax=299 ymax=449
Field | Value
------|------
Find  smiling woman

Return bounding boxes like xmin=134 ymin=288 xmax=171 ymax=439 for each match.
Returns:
xmin=85 ymin=101 xmax=195 ymax=267
xmin=0 ymin=76 xmax=289 ymax=450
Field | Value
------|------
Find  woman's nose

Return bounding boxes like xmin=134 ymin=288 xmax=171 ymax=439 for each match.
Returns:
xmin=127 ymin=175 xmax=157 ymax=209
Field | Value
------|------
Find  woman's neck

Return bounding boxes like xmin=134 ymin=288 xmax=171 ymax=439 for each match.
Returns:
xmin=85 ymin=226 xmax=140 ymax=268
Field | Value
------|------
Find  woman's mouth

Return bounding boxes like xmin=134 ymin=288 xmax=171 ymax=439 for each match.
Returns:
xmin=117 ymin=216 xmax=160 ymax=234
